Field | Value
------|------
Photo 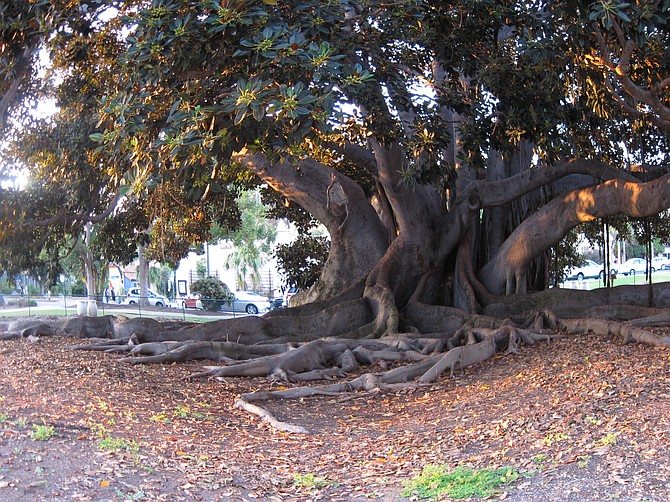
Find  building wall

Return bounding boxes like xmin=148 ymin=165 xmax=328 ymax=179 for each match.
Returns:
xmin=173 ymin=220 xmax=297 ymax=300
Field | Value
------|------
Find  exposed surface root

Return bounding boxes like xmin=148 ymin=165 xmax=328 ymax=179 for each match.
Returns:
xmin=559 ymin=318 xmax=670 ymax=347
xmin=3 ymin=302 xmax=669 ymax=434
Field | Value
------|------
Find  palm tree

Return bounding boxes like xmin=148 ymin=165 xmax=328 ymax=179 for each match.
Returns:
xmin=218 ymin=190 xmax=277 ymax=291
xmin=148 ymin=264 xmax=173 ymax=297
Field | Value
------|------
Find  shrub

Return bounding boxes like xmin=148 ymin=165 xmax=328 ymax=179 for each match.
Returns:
xmin=274 ymin=235 xmax=329 ymax=291
xmin=7 ymin=299 xmax=37 ymax=308
xmin=190 ymin=277 xmax=234 ymax=311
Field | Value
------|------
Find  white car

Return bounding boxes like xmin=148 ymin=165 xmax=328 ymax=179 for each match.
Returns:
xmin=219 ymin=291 xmax=272 ymax=315
xmin=619 ymin=258 xmax=651 ymax=276
xmin=566 ymin=259 xmax=604 ymax=281
xmin=125 ymin=288 xmax=170 ymax=307
xmin=651 ymin=256 xmax=670 ymax=271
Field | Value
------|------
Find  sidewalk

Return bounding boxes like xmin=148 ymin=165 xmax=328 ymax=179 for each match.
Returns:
xmin=0 ymin=298 xmax=238 ymax=321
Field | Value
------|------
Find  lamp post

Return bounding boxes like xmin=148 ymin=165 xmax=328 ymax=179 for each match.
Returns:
xmin=60 ymin=274 xmax=67 ymax=313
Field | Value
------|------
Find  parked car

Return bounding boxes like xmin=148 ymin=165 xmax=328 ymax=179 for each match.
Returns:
xmin=651 ymin=256 xmax=670 ymax=271
xmin=219 ymin=291 xmax=272 ymax=315
xmin=566 ymin=259 xmax=605 ymax=281
xmin=125 ymin=288 xmax=170 ymax=307
xmin=619 ymin=257 xmax=651 ymax=276
xmin=179 ymin=296 xmax=203 ymax=309
xmin=283 ymin=286 xmax=299 ymax=307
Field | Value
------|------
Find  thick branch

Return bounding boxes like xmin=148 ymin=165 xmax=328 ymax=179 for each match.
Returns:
xmin=467 ymin=158 xmax=637 ymax=210
xmin=0 ymin=38 xmax=40 ymax=128
xmin=27 ymin=191 xmax=121 ymax=226
xmin=234 ymin=149 xmax=388 ymax=300
xmin=481 ymin=174 xmax=670 ymax=294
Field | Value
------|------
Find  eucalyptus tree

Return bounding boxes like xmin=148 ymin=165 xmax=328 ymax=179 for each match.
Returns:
xmin=2 ymin=1 xmax=670 ymax=430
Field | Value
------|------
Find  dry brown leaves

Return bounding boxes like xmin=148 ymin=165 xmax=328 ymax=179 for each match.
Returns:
xmin=1 ymin=323 xmax=670 ymax=501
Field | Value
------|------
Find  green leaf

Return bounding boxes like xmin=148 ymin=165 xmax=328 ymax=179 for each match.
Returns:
xmin=234 ymin=107 xmax=247 ymax=125
xmin=252 ymin=106 xmax=265 ymax=121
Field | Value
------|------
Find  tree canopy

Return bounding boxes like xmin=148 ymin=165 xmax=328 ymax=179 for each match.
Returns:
xmin=1 ymin=0 xmax=670 ymax=431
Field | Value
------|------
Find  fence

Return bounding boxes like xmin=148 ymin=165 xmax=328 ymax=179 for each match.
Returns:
xmin=0 ymin=293 xmax=281 ymax=320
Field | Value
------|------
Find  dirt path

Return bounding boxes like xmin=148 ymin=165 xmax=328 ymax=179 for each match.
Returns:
xmin=1 ymin=320 xmax=670 ymax=501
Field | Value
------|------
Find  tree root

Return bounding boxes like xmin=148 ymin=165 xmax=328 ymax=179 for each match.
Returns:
xmin=4 ymin=303 xmax=670 ymax=435
xmin=233 ymin=399 xmax=311 ymax=434
xmin=230 ymin=323 xmax=560 ymax=433
xmin=559 ymin=318 xmax=670 ymax=347
xmin=234 ymin=373 xmax=386 ymax=434
xmin=418 ymin=337 xmax=496 ymax=383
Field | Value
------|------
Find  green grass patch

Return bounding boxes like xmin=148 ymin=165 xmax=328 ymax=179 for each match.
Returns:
xmin=563 ymin=271 xmax=670 ymax=291
xmin=97 ymin=435 xmax=139 ymax=453
xmin=0 ymin=309 xmax=68 ymax=318
xmin=91 ymin=423 xmax=139 ymax=453
xmin=597 ymin=433 xmax=617 ymax=447
xmin=0 ymin=308 xmax=215 ymax=323
xmin=403 ymin=465 xmax=520 ymax=500
xmin=30 ymin=423 xmax=56 ymax=441
xmin=293 ymin=473 xmax=332 ymax=489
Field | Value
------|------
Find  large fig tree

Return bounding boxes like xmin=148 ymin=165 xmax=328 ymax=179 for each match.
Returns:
xmin=1 ymin=0 xmax=670 ymax=432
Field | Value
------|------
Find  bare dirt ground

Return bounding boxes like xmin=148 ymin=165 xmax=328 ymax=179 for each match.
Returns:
xmin=1 ymin=316 xmax=670 ymax=501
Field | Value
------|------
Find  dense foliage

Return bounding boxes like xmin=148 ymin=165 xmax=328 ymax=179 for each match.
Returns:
xmin=274 ymin=235 xmax=329 ymax=291
xmin=190 ymin=276 xmax=234 ymax=311
xmin=0 ymin=0 xmax=669 ymax=303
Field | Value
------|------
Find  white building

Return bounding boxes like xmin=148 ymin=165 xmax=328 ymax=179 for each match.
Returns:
xmin=173 ymin=219 xmax=298 ymax=300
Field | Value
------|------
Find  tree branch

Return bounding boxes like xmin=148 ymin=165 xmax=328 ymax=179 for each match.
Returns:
xmin=465 ymin=158 xmax=637 ymax=210
xmin=27 ymin=191 xmax=121 ymax=226
xmin=481 ymin=173 xmax=670 ymax=294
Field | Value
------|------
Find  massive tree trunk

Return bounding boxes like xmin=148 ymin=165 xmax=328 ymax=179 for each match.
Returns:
xmin=7 ymin=142 xmax=670 ymax=433
xmin=236 ymin=150 xmax=389 ymax=304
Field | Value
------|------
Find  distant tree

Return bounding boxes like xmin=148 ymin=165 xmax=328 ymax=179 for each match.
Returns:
xmin=195 ymin=258 xmax=207 ymax=279
xmin=148 ymin=264 xmax=174 ymax=297
xmin=215 ymin=190 xmax=277 ymax=291
xmin=275 ymin=235 xmax=329 ymax=291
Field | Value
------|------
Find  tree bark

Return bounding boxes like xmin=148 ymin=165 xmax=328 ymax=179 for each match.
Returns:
xmin=235 ymin=150 xmax=388 ymax=303
xmin=481 ymin=174 xmax=670 ymax=295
